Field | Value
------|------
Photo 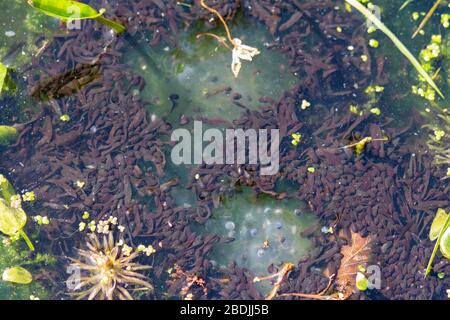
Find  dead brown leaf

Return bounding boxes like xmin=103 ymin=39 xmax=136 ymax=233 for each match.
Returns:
xmin=333 ymin=231 xmax=372 ymax=299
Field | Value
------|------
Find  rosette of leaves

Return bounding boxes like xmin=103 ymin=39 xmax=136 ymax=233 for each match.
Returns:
xmin=425 ymin=208 xmax=450 ymax=277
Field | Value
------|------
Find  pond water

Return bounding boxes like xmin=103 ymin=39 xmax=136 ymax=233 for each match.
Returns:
xmin=201 ymin=187 xmax=316 ymax=295
xmin=0 ymin=0 xmax=449 ymax=301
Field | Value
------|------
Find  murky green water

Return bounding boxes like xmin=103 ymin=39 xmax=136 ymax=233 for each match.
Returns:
xmin=127 ymin=18 xmax=297 ymax=123
xmin=201 ymin=187 xmax=315 ymax=294
xmin=0 ymin=0 xmax=449 ymax=300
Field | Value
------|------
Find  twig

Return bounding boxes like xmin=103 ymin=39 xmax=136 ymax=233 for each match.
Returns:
xmin=200 ymin=0 xmax=237 ymax=47
xmin=279 ymin=274 xmax=338 ymax=300
xmin=253 ymin=263 xmax=295 ymax=300
xmin=196 ymin=33 xmax=233 ymax=51
xmin=412 ymin=0 xmax=443 ymax=39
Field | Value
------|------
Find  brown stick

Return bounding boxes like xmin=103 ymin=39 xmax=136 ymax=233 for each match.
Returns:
xmin=200 ymin=0 xmax=237 ymax=47
xmin=412 ymin=0 xmax=443 ymax=39
xmin=196 ymin=33 xmax=233 ymax=51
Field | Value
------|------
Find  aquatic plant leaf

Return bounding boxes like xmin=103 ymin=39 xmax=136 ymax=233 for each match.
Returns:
xmin=425 ymin=212 xmax=450 ymax=277
xmin=28 ymin=0 xmax=104 ymax=20
xmin=0 ymin=174 xmax=16 ymax=206
xmin=2 ymin=266 xmax=32 ymax=284
xmin=345 ymin=0 xmax=444 ymax=99
xmin=355 ymin=272 xmax=369 ymax=291
xmin=0 ymin=198 xmax=26 ymax=236
xmin=28 ymin=0 xmax=126 ymax=33
xmin=0 ymin=63 xmax=6 ymax=95
xmin=429 ymin=208 xmax=448 ymax=241
xmin=335 ymin=232 xmax=372 ymax=299
xmin=440 ymin=227 xmax=450 ymax=259
xmin=0 ymin=126 xmax=18 ymax=147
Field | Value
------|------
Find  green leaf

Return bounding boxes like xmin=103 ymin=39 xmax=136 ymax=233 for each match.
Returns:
xmin=430 ymin=208 xmax=448 ymax=241
xmin=2 ymin=266 xmax=33 ymax=284
xmin=0 ymin=125 xmax=18 ymax=147
xmin=28 ymin=0 xmax=126 ymax=33
xmin=425 ymin=213 xmax=450 ymax=277
xmin=28 ymin=0 xmax=104 ymax=20
xmin=0 ymin=63 xmax=6 ymax=95
xmin=356 ymin=272 xmax=369 ymax=291
xmin=0 ymin=198 xmax=26 ymax=236
xmin=440 ymin=227 xmax=450 ymax=259
xmin=0 ymin=174 xmax=17 ymax=206
xmin=345 ymin=0 xmax=444 ymax=99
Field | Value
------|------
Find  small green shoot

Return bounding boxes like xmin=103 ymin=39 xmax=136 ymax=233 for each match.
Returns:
xmin=27 ymin=0 xmax=126 ymax=34
xmin=345 ymin=0 xmax=444 ymax=99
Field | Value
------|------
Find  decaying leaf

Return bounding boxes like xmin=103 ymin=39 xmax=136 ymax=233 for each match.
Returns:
xmin=198 ymin=0 xmax=260 ymax=78
xmin=231 ymin=38 xmax=260 ymax=78
xmin=334 ymin=231 xmax=372 ymax=299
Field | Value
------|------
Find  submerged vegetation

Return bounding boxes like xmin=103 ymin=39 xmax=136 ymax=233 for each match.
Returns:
xmin=0 ymin=63 xmax=16 ymax=96
xmin=197 ymin=0 xmax=260 ymax=77
xmin=0 ymin=175 xmax=34 ymax=251
xmin=69 ymin=233 xmax=153 ymax=300
xmin=426 ymin=209 xmax=450 ymax=277
xmin=0 ymin=239 xmax=54 ymax=299
xmin=0 ymin=0 xmax=449 ymax=301
xmin=346 ymin=0 xmax=444 ymax=98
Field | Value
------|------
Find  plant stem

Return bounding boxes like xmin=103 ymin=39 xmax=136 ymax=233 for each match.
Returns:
xmin=412 ymin=0 xmax=443 ymax=39
xmin=196 ymin=33 xmax=233 ymax=51
xmin=345 ymin=0 xmax=444 ymax=99
xmin=425 ymin=214 xmax=450 ymax=277
xmin=200 ymin=0 xmax=236 ymax=47
xmin=19 ymin=230 xmax=35 ymax=252
xmin=94 ymin=16 xmax=126 ymax=34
